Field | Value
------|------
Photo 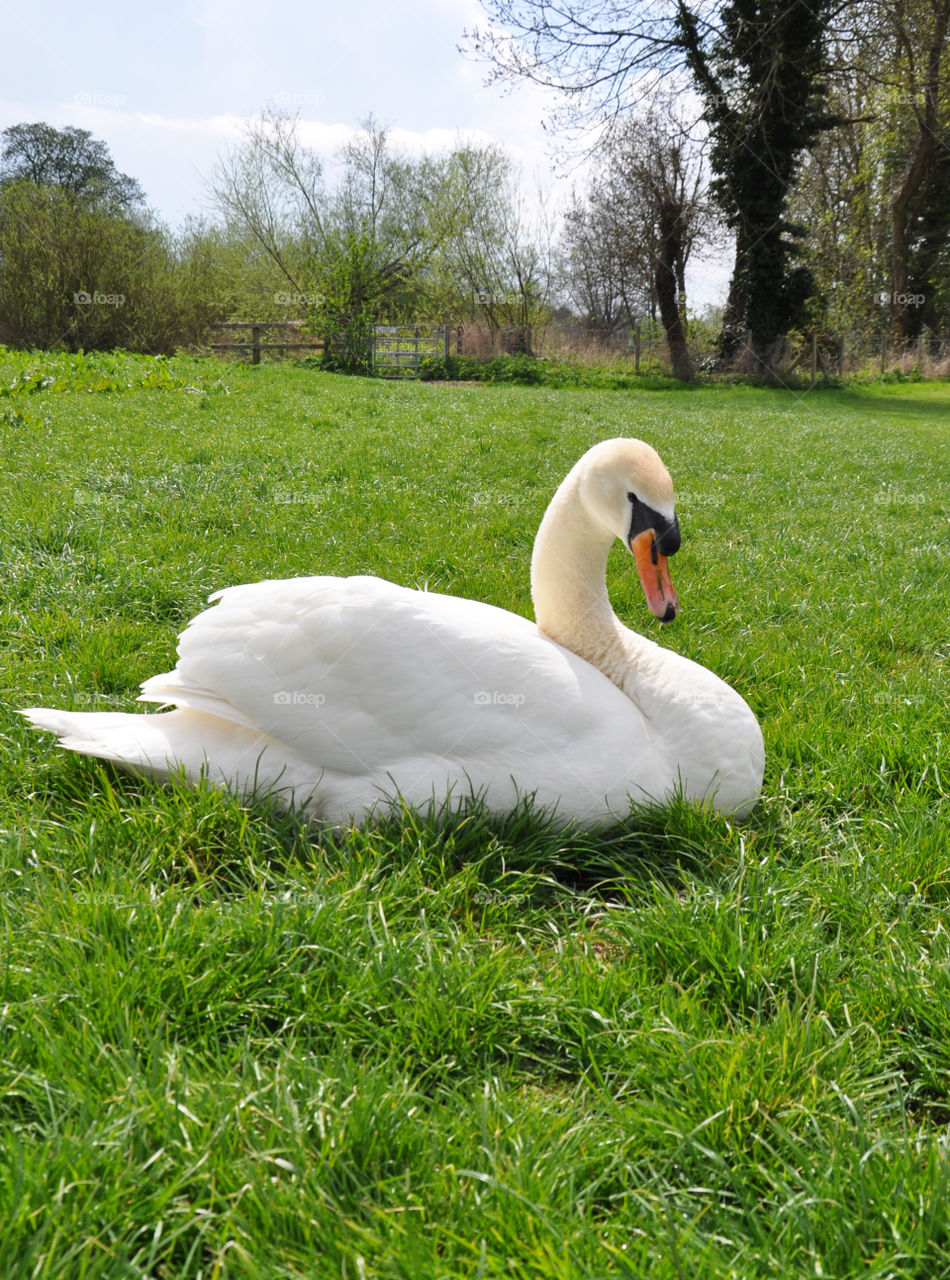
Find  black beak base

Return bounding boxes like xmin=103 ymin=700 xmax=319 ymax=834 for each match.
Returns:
xmin=629 ymin=494 xmax=680 ymax=556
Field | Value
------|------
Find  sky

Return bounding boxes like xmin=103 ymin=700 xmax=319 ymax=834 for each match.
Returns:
xmin=2 ymin=0 xmax=730 ymax=307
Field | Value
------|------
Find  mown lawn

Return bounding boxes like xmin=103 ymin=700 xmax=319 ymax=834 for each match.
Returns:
xmin=1 ymin=350 xmax=949 ymax=1278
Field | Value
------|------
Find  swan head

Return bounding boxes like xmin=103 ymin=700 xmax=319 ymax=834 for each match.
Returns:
xmin=577 ymin=438 xmax=681 ymax=623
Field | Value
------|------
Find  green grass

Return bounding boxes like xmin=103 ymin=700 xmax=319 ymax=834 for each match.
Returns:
xmin=1 ymin=349 xmax=949 ymax=1277
xmin=414 ymin=351 xmax=685 ymax=389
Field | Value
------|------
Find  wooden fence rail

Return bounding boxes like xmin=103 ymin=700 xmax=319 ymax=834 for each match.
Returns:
xmin=209 ymin=321 xmax=324 ymax=364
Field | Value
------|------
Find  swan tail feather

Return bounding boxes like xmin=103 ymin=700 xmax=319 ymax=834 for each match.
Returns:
xmin=21 ymin=706 xmax=329 ymax=813
xmin=21 ymin=706 xmax=207 ymax=778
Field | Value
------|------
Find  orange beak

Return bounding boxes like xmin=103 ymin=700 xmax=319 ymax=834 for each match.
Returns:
xmin=630 ymin=529 xmax=679 ymax=622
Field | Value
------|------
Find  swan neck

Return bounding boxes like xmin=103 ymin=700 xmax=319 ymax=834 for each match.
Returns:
xmin=531 ymin=469 xmax=618 ymax=655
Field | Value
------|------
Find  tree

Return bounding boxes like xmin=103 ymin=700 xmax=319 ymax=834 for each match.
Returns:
xmin=208 ymin=113 xmax=554 ymax=366
xmin=0 ymin=123 xmax=223 ymax=353
xmin=560 ymin=188 xmax=646 ymax=338
xmin=878 ymin=0 xmax=950 ymax=340
xmin=0 ymin=183 xmax=199 ymax=352
xmin=677 ymin=0 xmax=841 ymax=372
xmin=0 ymin=122 xmax=144 ymax=209
xmin=609 ymin=110 xmax=716 ymax=376
xmin=209 ymin=112 xmax=453 ymax=367
xmin=336 ymin=118 xmax=451 ymax=303
xmin=789 ymin=105 xmax=882 ymax=339
xmin=431 ymin=143 xmax=556 ymax=341
xmin=559 ymin=110 xmax=715 ymax=378
xmin=207 ymin=110 xmax=326 ymax=306
xmin=788 ymin=0 xmax=950 ymax=344
xmin=466 ymin=0 xmax=842 ymax=375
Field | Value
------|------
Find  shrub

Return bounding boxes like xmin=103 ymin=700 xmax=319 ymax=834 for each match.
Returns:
xmin=0 ymin=182 xmax=226 ymax=355
xmin=418 ymin=353 xmax=544 ymax=384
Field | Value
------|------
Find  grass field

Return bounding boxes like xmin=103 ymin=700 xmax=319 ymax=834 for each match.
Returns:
xmin=1 ymin=349 xmax=949 ymax=1278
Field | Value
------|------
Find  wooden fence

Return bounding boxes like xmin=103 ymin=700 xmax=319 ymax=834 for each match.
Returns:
xmin=209 ymin=321 xmax=324 ymax=364
xmin=208 ymin=322 xmax=447 ymax=376
xmin=207 ymin=319 xmax=949 ymax=381
xmin=540 ymin=322 xmax=950 ymax=381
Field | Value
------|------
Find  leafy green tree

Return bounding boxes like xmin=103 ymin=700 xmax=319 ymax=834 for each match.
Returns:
xmin=0 ymin=124 xmax=225 ymax=353
xmin=790 ymin=111 xmax=883 ymax=340
xmin=209 ymin=112 xmax=416 ymax=359
xmin=0 ymin=122 xmax=144 ymax=209
xmin=313 ymin=232 xmax=383 ymax=372
xmin=788 ymin=0 xmax=950 ymax=345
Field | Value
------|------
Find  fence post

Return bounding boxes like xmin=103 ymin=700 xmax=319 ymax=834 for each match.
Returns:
xmin=811 ymin=333 xmax=818 ymax=388
xmin=634 ymin=321 xmax=641 ymax=374
xmin=251 ymin=325 xmax=261 ymax=366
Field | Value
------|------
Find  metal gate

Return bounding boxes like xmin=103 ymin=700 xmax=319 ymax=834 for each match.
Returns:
xmin=371 ymin=324 xmax=449 ymax=378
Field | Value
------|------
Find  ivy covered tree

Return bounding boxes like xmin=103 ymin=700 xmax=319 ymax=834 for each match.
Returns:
xmin=467 ymin=0 xmax=842 ymax=376
xmin=676 ymin=0 xmax=842 ymax=372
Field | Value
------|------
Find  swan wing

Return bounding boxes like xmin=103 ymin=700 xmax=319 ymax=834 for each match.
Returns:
xmin=137 ymin=575 xmax=645 ymax=806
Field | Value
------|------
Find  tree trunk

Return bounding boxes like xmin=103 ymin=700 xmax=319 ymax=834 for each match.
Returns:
xmin=890 ymin=135 xmax=936 ymax=341
xmin=655 ymin=200 xmax=694 ymax=381
xmin=888 ymin=0 xmax=949 ymax=341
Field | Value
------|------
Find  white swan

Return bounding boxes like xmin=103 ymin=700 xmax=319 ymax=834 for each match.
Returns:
xmin=22 ymin=438 xmax=764 ymax=824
